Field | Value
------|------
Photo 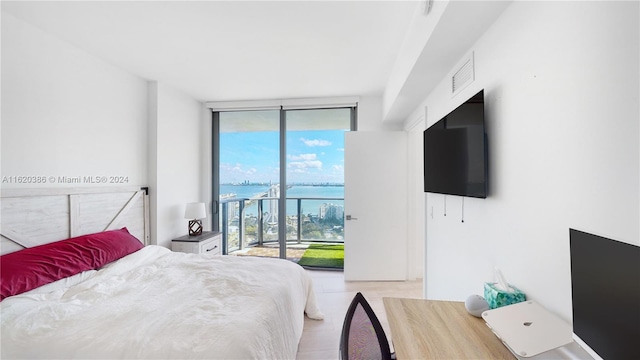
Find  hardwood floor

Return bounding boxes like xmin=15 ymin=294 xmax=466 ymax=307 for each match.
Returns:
xmin=296 ymin=270 xmax=423 ymax=360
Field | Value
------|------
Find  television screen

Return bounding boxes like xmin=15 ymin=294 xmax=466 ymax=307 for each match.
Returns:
xmin=570 ymin=229 xmax=640 ymax=359
xmin=423 ymin=90 xmax=487 ymax=198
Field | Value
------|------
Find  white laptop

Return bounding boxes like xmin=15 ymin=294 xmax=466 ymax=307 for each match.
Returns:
xmin=482 ymin=300 xmax=573 ymax=358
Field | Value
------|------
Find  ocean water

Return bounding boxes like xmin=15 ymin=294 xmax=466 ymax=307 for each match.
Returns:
xmin=219 ymin=184 xmax=344 ymax=216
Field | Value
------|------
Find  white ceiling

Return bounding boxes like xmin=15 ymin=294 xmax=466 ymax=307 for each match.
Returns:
xmin=2 ymin=0 xmax=419 ymax=103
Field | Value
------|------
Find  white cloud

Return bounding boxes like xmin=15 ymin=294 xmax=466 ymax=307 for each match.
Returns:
xmin=288 ymin=153 xmax=317 ymax=161
xmin=222 ymin=163 xmax=257 ymax=175
xmin=301 ymin=138 xmax=332 ymax=147
xmin=287 ymin=153 xmax=323 ymax=172
xmin=288 ymin=160 xmax=323 ymax=169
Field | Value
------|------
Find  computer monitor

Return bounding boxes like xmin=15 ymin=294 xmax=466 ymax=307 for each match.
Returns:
xmin=569 ymin=229 xmax=640 ymax=359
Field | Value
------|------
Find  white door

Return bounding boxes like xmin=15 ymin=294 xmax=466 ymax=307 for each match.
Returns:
xmin=344 ymin=131 xmax=407 ymax=281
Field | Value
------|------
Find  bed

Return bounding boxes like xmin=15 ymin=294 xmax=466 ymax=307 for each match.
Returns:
xmin=0 ymin=187 xmax=323 ymax=359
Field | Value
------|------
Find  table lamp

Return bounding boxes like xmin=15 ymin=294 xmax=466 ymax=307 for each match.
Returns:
xmin=185 ymin=202 xmax=206 ymax=236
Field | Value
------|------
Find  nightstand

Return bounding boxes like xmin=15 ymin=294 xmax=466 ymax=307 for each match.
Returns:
xmin=171 ymin=231 xmax=222 ymax=255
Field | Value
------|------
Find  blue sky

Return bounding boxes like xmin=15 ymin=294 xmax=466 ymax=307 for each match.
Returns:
xmin=220 ymin=129 xmax=346 ymax=184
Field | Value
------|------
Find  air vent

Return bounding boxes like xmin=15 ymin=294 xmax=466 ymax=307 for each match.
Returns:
xmin=452 ymin=53 xmax=474 ymax=95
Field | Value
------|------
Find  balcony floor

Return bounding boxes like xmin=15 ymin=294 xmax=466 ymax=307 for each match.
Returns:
xmin=230 ymin=244 xmax=308 ymax=261
xmin=230 ymin=242 xmax=344 ymax=270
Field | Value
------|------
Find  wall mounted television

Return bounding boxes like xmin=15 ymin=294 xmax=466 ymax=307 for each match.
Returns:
xmin=423 ymin=89 xmax=487 ymax=198
xmin=570 ymin=229 xmax=640 ymax=359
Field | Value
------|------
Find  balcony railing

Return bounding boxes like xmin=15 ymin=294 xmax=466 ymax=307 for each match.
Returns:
xmin=219 ymin=196 xmax=344 ymax=254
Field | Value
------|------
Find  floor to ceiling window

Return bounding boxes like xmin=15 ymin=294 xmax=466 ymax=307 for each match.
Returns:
xmin=215 ymin=110 xmax=281 ymax=254
xmin=212 ymin=105 xmax=355 ymax=259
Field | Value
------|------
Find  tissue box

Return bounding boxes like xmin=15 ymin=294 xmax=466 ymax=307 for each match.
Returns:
xmin=483 ymin=282 xmax=526 ymax=309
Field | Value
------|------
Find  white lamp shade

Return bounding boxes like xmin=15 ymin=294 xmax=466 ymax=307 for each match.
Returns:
xmin=184 ymin=202 xmax=207 ymax=220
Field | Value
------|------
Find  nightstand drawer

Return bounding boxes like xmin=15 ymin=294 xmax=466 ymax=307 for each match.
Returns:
xmin=171 ymin=231 xmax=222 ymax=255
xmin=199 ymin=236 xmax=221 ymax=255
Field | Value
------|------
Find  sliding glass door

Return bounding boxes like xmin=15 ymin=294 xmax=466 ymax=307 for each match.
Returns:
xmin=213 ymin=107 xmax=354 ymax=259
xmin=215 ymin=110 xmax=281 ymax=255
xmin=285 ymin=109 xmax=351 ymax=243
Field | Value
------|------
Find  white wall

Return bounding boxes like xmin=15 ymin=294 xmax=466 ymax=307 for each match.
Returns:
xmin=1 ymin=12 xmax=148 ymax=188
xmin=404 ymin=1 xmax=639 ymax=321
xmin=357 ymin=96 xmax=403 ymax=131
xmin=148 ymin=82 xmax=204 ymax=248
xmin=405 ymin=116 xmax=426 ymax=280
xmin=1 ymin=13 xmax=205 ymax=249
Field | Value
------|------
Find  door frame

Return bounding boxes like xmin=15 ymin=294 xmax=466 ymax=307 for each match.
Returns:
xmin=211 ymin=106 xmax=357 ymax=258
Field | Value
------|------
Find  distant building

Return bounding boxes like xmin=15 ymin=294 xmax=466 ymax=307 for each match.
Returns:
xmin=264 ymin=184 xmax=279 ymax=224
xmin=319 ymin=203 xmax=344 ymax=221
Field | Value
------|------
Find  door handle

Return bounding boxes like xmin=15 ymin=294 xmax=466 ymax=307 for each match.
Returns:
xmin=346 ymin=215 xmax=358 ymax=220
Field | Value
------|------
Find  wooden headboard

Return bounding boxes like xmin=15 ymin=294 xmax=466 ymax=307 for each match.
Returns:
xmin=0 ymin=186 xmax=149 ymax=255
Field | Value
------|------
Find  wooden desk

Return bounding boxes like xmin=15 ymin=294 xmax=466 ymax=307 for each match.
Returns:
xmin=383 ymin=298 xmax=514 ymax=359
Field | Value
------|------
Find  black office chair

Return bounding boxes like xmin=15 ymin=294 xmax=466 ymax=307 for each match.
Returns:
xmin=339 ymin=292 xmax=395 ymax=360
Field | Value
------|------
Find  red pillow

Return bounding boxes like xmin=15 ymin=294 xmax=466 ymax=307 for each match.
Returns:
xmin=0 ymin=227 xmax=143 ymax=300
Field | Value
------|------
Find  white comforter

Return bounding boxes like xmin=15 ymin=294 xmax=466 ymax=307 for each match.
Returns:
xmin=1 ymin=246 xmax=324 ymax=359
